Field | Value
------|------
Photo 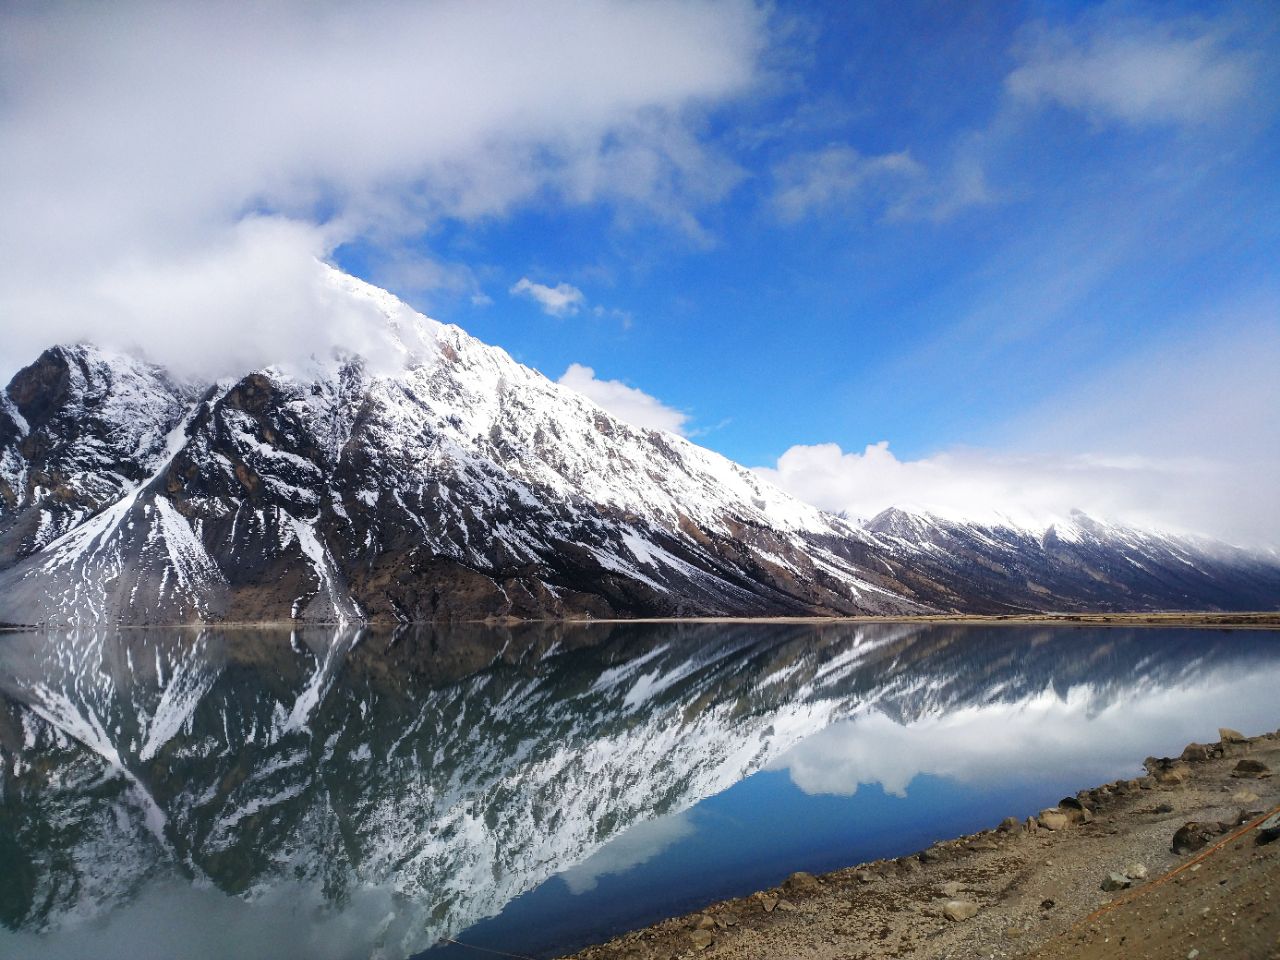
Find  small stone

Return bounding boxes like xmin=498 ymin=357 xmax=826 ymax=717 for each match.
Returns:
xmin=939 ymin=881 xmax=964 ymax=897
xmin=1187 ymin=949 xmax=1200 ymax=960
xmin=775 ymin=899 xmax=796 ymax=912
xmin=1233 ymin=807 xmax=1262 ymax=826
xmin=1137 ymin=775 xmax=1157 ymax=789
xmin=689 ymin=930 xmax=713 ymax=951
xmin=998 ymin=816 xmax=1021 ymax=832
xmin=1125 ymin=863 xmax=1149 ymax=881
xmin=783 ymin=871 xmax=821 ymax=894
xmin=1257 ymin=811 xmax=1280 ymax=844
xmin=854 ymin=870 xmax=874 ymax=883
xmin=1219 ymin=727 xmax=1247 ymax=743
xmin=1155 ymin=802 xmax=1176 ymax=814
xmin=1232 ymin=758 xmax=1272 ymax=779
xmin=1005 ymin=927 xmax=1024 ymax=939
xmin=758 ymin=894 xmax=779 ymax=913
xmin=1101 ymin=872 xmax=1132 ymax=892
xmin=1232 ymin=790 xmax=1261 ymax=804
xmin=691 ymin=914 xmax=716 ymax=931
xmin=943 ymin=900 xmax=979 ymax=922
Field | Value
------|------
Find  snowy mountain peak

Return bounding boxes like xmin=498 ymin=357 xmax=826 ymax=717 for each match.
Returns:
xmin=1 ymin=269 xmax=1277 ymax=625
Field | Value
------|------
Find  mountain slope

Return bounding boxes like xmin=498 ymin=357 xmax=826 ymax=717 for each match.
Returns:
xmin=0 ymin=268 xmax=1276 ymax=625
xmin=0 ymin=271 xmax=920 ymax=624
xmin=853 ymin=507 xmax=1280 ymax=614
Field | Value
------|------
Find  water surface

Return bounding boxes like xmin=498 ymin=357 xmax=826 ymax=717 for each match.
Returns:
xmin=0 ymin=622 xmax=1276 ymax=960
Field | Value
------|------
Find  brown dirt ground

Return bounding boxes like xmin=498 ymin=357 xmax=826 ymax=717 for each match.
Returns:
xmin=555 ymin=730 xmax=1280 ymax=960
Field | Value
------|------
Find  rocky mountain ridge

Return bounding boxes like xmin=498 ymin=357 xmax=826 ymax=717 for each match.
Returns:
xmin=1 ymin=269 xmax=1276 ymax=625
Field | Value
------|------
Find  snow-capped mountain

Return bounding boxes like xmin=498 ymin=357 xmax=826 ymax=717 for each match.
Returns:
xmin=1 ymin=269 xmax=1276 ymax=625
xmin=2 ymin=621 xmax=1274 ymax=956
xmin=854 ymin=506 xmax=1280 ymax=613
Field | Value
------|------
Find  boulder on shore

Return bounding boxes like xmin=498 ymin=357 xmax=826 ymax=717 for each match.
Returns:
xmin=943 ymin=900 xmax=979 ymax=922
xmin=1231 ymin=758 xmax=1272 ymax=779
xmin=783 ymin=871 xmax=822 ymax=895
xmin=1256 ymin=811 xmax=1280 ymax=845
xmin=1172 ymin=821 xmax=1226 ymax=854
xmin=1101 ymin=872 xmax=1131 ymax=892
xmin=1181 ymin=742 xmax=1213 ymax=762
xmin=1038 ymin=810 xmax=1069 ymax=831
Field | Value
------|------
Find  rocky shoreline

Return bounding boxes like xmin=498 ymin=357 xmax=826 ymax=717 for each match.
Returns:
xmin=557 ymin=728 xmax=1280 ymax=960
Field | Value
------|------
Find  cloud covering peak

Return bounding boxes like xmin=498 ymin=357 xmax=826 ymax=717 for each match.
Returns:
xmin=0 ymin=0 xmax=766 ymax=380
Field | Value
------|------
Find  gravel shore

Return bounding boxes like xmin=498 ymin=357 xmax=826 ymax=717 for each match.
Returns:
xmin=557 ymin=728 xmax=1280 ymax=960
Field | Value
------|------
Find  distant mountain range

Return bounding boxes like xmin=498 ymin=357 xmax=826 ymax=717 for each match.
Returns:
xmin=1 ymin=269 xmax=1276 ymax=625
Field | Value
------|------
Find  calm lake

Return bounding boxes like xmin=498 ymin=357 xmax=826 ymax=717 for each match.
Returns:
xmin=1 ymin=622 xmax=1277 ymax=960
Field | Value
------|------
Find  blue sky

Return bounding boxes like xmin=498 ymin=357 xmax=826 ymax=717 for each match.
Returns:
xmin=2 ymin=0 xmax=1277 ymax=541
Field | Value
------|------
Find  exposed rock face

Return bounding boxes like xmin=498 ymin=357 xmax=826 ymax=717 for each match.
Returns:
xmin=0 ymin=345 xmax=194 ymax=569
xmin=1 ymin=269 xmax=1278 ymax=625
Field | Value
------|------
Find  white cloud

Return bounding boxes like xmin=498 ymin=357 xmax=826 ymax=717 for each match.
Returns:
xmin=509 ymin=278 xmax=587 ymax=317
xmin=67 ymin=217 xmax=408 ymax=381
xmin=772 ymin=663 xmax=1280 ymax=799
xmin=559 ymin=812 xmax=694 ymax=894
xmin=770 ymin=145 xmax=923 ymax=223
xmin=756 ymin=311 xmax=1280 ymax=546
xmin=755 ymin=441 xmax=1221 ymax=533
xmin=0 ymin=879 xmax=412 ymax=960
xmin=558 ymin=363 xmax=689 ymax=435
xmin=0 ymin=0 xmax=766 ymax=379
xmin=1006 ymin=15 xmax=1253 ymax=127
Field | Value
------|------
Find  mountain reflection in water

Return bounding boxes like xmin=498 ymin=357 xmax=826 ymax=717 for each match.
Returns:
xmin=0 ymin=622 xmax=1277 ymax=960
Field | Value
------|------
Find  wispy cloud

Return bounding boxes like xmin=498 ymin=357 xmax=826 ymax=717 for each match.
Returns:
xmin=770 ymin=145 xmax=922 ymax=222
xmin=1007 ymin=14 xmax=1255 ymax=127
xmin=559 ymin=812 xmax=694 ymax=894
xmin=510 ymin=278 xmax=586 ymax=317
xmin=558 ymin=363 xmax=689 ymax=435
xmin=887 ymin=10 xmax=1260 ymax=222
xmin=591 ymin=304 xmax=634 ymax=328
